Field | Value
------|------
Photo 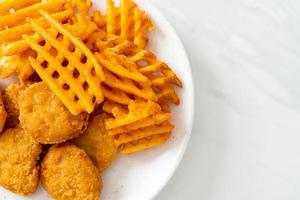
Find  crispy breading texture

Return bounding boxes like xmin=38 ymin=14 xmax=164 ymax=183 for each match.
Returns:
xmin=41 ymin=144 xmax=102 ymax=200
xmin=73 ymin=113 xmax=117 ymax=172
xmin=0 ymin=93 xmax=7 ymax=132
xmin=0 ymin=126 xmax=42 ymax=195
xmin=19 ymin=82 xmax=89 ymax=144
xmin=2 ymin=83 xmax=28 ymax=128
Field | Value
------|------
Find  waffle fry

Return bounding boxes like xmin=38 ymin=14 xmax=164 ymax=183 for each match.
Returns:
xmin=102 ymin=84 xmax=133 ymax=105
xmin=64 ymin=0 xmax=92 ymax=15
xmin=114 ymin=121 xmax=174 ymax=147
xmin=95 ymin=38 xmax=182 ymax=105
xmin=0 ymin=0 xmax=66 ymax=31
xmin=0 ymin=0 xmax=40 ymax=16
xmin=104 ymin=100 xmax=161 ymax=130
xmin=119 ymin=132 xmax=171 ymax=154
xmin=1 ymin=11 xmax=99 ymax=56
xmin=107 ymin=112 xmax=171 ymax=136
xmin=25 ymin=10 xmax=105 ymax=115
xmin=103 ymin=68 xmax=156 ymax=101
xmin=92 ymin=10 xmax=106 ymax=29
xmin=0 ymin=10 xmax=72 ymax=44
xmin=96 ymin=50 xmax=149 ymax=83
xmin=106 ymin=0 xmax=153 ymax=48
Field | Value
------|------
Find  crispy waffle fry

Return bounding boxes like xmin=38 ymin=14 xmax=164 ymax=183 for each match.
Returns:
xmin=119 ymin=132 xmax=171 ymax=154
xmin=108 ymin=112 xmax=171 ymax=136
xmin=103 ymin=68 xmax=156 ymax=101
xmin=102 ymin=84 xmax=133 ymax=105
xmin=0 ymin=0 xmax=66 ymax=31
xmin=0 ymin=10 xmax=72 ymax=43
xmin=92 ymin=10 xmax=106 ymax=29
xmin=25 ymin=10 xmax=105 ymax=115
xmin=106 ymin=0 xmax=153 ymax=48
xmin=96 ymin=50 xmax=149 ymax=83
xmin=114 ymin=121 xmax=174 ymax=147
xmin=0 ymin=0 xmax=40 ymax=16
xmin=104 ymin=100 xmax=161 ymax=130
xmin=95 ymin=38 xmax=182 ymax=105
xmin=64 ymin=0 xmax=92 ymax=15
xmin=1 ymin=11 xmax=99 ymax=56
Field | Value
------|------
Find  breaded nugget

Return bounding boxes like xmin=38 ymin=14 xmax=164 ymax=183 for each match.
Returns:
xmin=73 ymin=113 xmax=117 ymax=172
xmin=0 ymin=93 xmax=7 ymax=132
xmin=41 ymin=144 xmax=102 ymax=200
xmin=0 ymin=126 xmax=42 ymax=195
xmin=19 ymin=82 xmax=89 ymax=144
xmin=2 ymin=83 xmax=27 ymax=128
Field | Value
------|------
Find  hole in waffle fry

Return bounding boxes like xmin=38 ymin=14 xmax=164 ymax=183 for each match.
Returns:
xmin=63 ymin=83 xmax=70 ymax=90
xmin=74 ymin=95 xmax=79 ymax=101
xmin=92 ymin=96 xmax=96 ymax=103
xmin=49 ymin=47 xmax=58 ymax=56
xmin=136 ymin=60 xmax=149 ymax=67
xmin=41 ymin=61 xmax=48 ymax=68
xmin=145 ymin=136 xmax=152 ymax=141
xmin=127 ymin=131 xmax=133 ymax=136
xmin=52 ymin=71 xmax=59 ymax=79
xmin=90 ymin=67 xmax=96 ymax=76
xmin=80 ymin=54 xmax=87 ymax=64
xmin=39 ymin=40 xmax=46 ymax=46
xmin=83 ymin=81 xmax=89 ymax=91
xmin=61 ymin=18 xmax=69 ymax=24
xmin=153 ymin=72 xmax=164 ymax=77
xmin=73 ymin=69 xmax=80 ymax=78
xmin=9 ymin=8 xmax=15 ymax=14
xmin=131 ymin=140 xmax=139 ymax=145
xmin=68 ymin=44 xmax=75 ymax=52
xmin=56 ymin=33 xmax=64 ymax=41
xmin=119 ymin=144 xmax=125 ymax=150
xmin=114 ymin=135 xmax=120 ymax=139
xmin=61 ymin=58 xmax=69 ymax=67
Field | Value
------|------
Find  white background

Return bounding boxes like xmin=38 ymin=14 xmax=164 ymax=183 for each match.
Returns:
xmin=153 ymin=0 xmax=300 ymax=200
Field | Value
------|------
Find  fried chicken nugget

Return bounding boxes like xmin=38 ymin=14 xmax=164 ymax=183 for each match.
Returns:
xmin=73 ymin=113 xmax=117 ymax=172
xmin=41 ymin=144 xmax=102 ymax=200
xmin=0 ymin=93 xmax=7 ymax=132
xmin=19 ymin=82 xmax=89 ymax=144
xmin=0 ymin=126 xmax=42 ymax=195
xmin=2 ymin=83 xmax=27 ymax=128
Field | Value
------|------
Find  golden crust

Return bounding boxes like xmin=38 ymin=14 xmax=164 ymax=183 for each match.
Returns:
xmin=2 ymin=83 xmax=28 ymax=128
xmin=41 ymin=144 xmax=102 ymax=200
xmin=0 ymin=93 xmax=7 ymax=132
xmin=0 ymin=126 xmax=42 ymax=195
xmin=19 ymin=82 xmax=89 ymax=144
xmin=73 ymin=113 xmax=117 ymax=172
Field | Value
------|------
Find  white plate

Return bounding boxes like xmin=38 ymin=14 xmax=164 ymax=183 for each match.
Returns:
xmin=0 ymin=0 xmax=194 ymax=199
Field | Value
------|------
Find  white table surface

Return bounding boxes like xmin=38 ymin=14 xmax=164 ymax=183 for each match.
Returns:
xmin=153 ymin=0 xmax=300 ymax=200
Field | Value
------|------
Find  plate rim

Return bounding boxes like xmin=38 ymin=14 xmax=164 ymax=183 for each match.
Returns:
xmin=136 ymin=1 xmax=195 ymax=199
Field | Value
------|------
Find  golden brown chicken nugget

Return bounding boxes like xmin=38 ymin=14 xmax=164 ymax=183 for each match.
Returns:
xmin=41 ymin=144 xmax=102 ymax=200
xmin=2 ymin=83 xmax=27 ymax=128
xmin=73 ymin=113 xmax=117 ymax=172
xmin=0 ymin=126 xmax=42 ymax=195
xmin=19 ymin=82 xmax=89 ymax=144
xmin=0 ymin=93 xmax=7 ymax=132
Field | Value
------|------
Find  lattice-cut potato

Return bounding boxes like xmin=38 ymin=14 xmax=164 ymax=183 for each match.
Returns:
xmin=0 ymin=0 xmax=66 ymax=31
xmin=25 ymin=10 xmax=105 ymax=115
xmin=106 ymin=0 xmax=154 ymax=48
xmin=119 ymin=132 xmax=171 ymax=154
xmin=0 ymin=0 xmax=41 ymax=16
xmin=103 ymin=100 xmax=161 ymax=130
xmin=113 ymin=121 xmax=174 ymax=148
xmin=94 ymin=37 xmax=182 ymax=105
